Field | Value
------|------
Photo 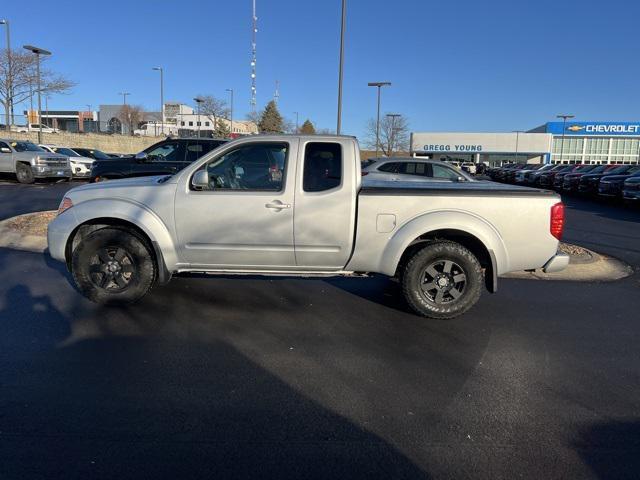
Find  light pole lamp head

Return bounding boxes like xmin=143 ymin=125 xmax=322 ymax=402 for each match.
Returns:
xmin=23 ymin=45 xmax=51 ymax=56
xmin=368 ymin=82 xmax=391 ymax=87
xmin=152 ymin=66 xmax=162 ymax=71
xmin=194 ymin=97 xmax=204 ymax=104
xmin=0 ymin=19 xmax=7 ymax=25
xmin=556 ymin=114 xmax=575 ymax=120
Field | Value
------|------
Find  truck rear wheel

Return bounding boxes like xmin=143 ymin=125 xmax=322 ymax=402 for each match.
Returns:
xmin=71 ymin=227 xmax=156 ymax=305
xmin=16 ymin=163 xmax=35 ymax=184
xmin=401 ymin=241 xmax=483 ymax=320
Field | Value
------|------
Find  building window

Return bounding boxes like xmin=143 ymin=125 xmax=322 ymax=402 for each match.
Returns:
xmin=181 ymin=121 xmax=185 ymax=126
xmin=611 ymin=138 xmax=638 ymax=156
xmin=205 ymin=121 xmax=210 ymax=127
xmin=585 ymin=138 xmax=609 ymax=155
xmin=197 ymin=121 xmax=201 ymax=126
xmin=189 ymin=121 xmax=193 ymax=126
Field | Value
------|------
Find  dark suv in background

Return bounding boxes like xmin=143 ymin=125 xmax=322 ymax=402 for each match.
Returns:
xmin=90 ymin=137 xmax=227 ymax=182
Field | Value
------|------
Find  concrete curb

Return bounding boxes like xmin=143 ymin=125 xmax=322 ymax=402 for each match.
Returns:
xmin=0 ymin=211 xmax=53 ymax=253
xmin=502 ymin=249 xmax=633 ymax=282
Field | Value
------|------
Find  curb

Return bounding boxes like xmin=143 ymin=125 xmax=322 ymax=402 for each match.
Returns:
xmin=0 ymin=211 xmax=53 ymax=253
xmin=502 ymin=249 xmax=633 ymax=282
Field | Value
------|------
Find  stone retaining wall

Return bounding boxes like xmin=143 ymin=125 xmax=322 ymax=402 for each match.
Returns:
xmin=4 ymin=131 xmax=162 ymax=154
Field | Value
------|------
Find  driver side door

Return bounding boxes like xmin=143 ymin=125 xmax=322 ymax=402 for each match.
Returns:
xmin=0 ymin=142 xmax=13 ymax=173
xmin=174 ymin=140 xmax=297 ymax=269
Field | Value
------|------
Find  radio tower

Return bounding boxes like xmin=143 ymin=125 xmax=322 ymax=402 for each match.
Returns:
xmin=250 ymin=0 xmax=257 ymax=112
xmin=273 ymin=80 xmax=280 ymax=104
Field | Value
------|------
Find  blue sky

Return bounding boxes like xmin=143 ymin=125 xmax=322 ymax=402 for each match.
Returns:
xmin=5 ymin=0 xmax=640 ymax=137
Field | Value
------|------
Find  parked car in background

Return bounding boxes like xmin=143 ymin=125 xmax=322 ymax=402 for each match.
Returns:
xmin=526 ymin=164 xmax=564 ymax=186
xmin=622 ymin=176 xmax=640 ymax=203
xmin=72 ymin=148 xmax=114 ymax=161
xmin=0 ymin=139 xmax=70 ymax=183
xmin=40 ymin=145 xmax=94 ymax=179
xmin=133 ymin=123 xmax=179 ymax=137
xmin=562 ymin=164 xmax=616 ymax=193
xmin=461 ymin=162 xmax=477 ymax=175
xmin=362 ymin=158 xmax=474 ymax=183
xmin=553 ymin=165 xmax=597 ymax=190
xmin=598 ymin=169 xmax=640 ymax=200
xmin=48 ymin=134 xmax=567 ymax=319
xmin=514 ymin=164 xmax=548 ymax=184
xmin=12 ymin=123 xmax=58 ymax=134
xmin=90 ymin=137 xmax=227 ymax=182
xmin=579 ymin=165 xmax=640 ymax=196
xmin=539 ymin=165 xmax=577 ymax=188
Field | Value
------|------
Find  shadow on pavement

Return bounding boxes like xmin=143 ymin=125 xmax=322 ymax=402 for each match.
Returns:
xmin=0 ymin=280 xmax=428 ymax=479
xmin=574 ymin=421 xmax=640 ymax=480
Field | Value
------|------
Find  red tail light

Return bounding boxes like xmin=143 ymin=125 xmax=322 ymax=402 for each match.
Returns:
xmin=550 ymin=202 xmax=565 ymax=240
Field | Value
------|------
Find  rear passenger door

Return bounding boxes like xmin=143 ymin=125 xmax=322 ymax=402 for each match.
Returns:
xmin=293 ymin=140 xmax=357 ymax=269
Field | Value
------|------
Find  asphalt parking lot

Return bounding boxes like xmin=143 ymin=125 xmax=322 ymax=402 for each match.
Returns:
xmin=1 ymin=180 xmax=639 ymax=479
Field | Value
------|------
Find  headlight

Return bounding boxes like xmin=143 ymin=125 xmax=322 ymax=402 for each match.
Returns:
xmin=57 ymin=197 xmax=73 ymax=216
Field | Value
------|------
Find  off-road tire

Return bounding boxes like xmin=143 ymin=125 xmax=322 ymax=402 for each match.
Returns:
xmin=16 ymin=163 xmax=35 ymax=184
xmin=71 ymin=227 xmax=156 ymax=305
xmin=401 ymin=241 xmax=483 ymax=320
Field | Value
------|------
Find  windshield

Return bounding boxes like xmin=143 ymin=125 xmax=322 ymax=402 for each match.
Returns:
xmin=77 ymin=148 xmax=111 ymax=160
xmin=50 ymin=147 xmax=80 ymax=157
xmin=607 ymin=166 xmax=630 ymax=174
xmin=11 ymin=141 xmax=45 ymax=152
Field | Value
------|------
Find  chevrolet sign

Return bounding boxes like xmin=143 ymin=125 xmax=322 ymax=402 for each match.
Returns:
xmin=546 ymin=121 xmax=640 ymax=136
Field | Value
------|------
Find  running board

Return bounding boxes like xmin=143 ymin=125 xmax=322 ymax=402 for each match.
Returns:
xmin=176 ymin=269 xmax=367 ymax=278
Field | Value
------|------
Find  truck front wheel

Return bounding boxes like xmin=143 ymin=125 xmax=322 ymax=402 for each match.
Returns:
xmin=71 ymin=227 xmax=156 ymax=304
xmin=16 ymin=163 xmax=35 ymax=184
xmin=401 ymin=241 xmax=483 ymax=320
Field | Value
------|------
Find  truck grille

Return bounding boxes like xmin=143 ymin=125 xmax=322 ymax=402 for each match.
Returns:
xmin=43 ymin=157 xmax=68 ymax=167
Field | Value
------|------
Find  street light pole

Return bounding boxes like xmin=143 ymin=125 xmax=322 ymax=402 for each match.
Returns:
xmin=556 ymin=114 xmax=575 ymax=164
xmin=293 ymin=111 xmax=299 ymax=133
xmin=226 ymin=88 xmax=234 ymax=138
xmin=152 ymin=67 xmax=164 ymax=136
xmin=23 ymin=45 xmax=51 ymax=144
xmin=86 ymin=104 xmax=93 ymax=133
xmin=386 ymin=113 xmax=401 ymax=157
xmin=512 ymin=130 xmax=523 ymax=163
xmin=368 ymin=82 xmax=391 ymax=158
xmin=194 ymin=97 xmax=204 ymax=138
xmin=336 ymin=0 xmax=346 ymax=134
xmin=118 ymin=92 xmax=130 ymax=134
xmin=1 ymin=20 xmax=11 ymax=131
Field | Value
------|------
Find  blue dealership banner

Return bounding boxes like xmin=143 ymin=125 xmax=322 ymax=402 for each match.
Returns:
xmin=546 ymin=121 xmax=640 ymax=136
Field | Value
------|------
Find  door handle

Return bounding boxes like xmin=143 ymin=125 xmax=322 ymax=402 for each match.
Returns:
xmin=265 ymin=200 xmax=291 ymax=211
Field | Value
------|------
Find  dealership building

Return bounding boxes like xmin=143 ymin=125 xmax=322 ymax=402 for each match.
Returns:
xmin=410 ymin=121 xmax=640 ymax=166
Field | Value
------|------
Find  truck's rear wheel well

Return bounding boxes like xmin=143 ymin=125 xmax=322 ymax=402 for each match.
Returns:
xmin=396 ymin=229 xmax=496 ymax=293
xmin=65 ymin=218 xmax=169 ymax=284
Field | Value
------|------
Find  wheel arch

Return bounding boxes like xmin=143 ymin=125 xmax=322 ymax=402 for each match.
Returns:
xmin=64 ymin=207 xmax=176 ymax=285
xmin=379 ymin=211 xmax=508 ymax=293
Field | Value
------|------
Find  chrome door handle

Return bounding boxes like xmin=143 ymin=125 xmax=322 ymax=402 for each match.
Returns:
xmin=265 ymin=200 xmax=291 ymax=211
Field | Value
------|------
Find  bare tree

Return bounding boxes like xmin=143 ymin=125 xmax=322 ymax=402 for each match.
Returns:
xmin=364 ymin=114 xmax=410 ymax=157
xmin=117 ymin=104 xmax=145 ymax=135
xmin=0 ymin=49 xmax=75 ymax=129
xmin=196 ymin=94 xmax=229 ymax=131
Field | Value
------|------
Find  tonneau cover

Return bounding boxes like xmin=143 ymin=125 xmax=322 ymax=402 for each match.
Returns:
xmin=360 ymin=179 xmax=555 ymax=197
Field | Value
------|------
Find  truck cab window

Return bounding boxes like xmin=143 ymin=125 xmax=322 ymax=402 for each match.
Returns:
xmin=204 ymin=143 xmax=288 ymax=191
xmin=303 ymin=142 xmax=342 ymax=192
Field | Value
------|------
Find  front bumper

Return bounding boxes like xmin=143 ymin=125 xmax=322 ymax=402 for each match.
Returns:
xmin=623 ymin=189 xmax=640 ymax=201
xmin=70 ymin=162 xmax=92 ymax=178
xmin=543 ymin=253 xmax=570 ymax=273
xmin=33 ymin=164 xmax=72 ymax=179
xmin=47 ymin=209 xmax=79 ymax=263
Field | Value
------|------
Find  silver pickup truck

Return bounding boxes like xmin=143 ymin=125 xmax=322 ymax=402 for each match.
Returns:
xmin=0 ymin=139 xmax=71 ymax=183
xmin=48 ymin=135 xmax=568 ymax=319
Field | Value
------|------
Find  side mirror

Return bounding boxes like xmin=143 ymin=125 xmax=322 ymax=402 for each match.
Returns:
xmin=0 ymin=147 xmax=11 ymax=153
xmin=456 ymin=176 xmax=466 ymax=182
xmin=135 ymin=151 xmax=148 ymax=161
xmin=192 ymin=170 xmax=210 ymax=189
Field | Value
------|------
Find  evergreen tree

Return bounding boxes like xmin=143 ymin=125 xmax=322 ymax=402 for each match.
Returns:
xmin=215 ymin=119 xmax=231 ymax=138
xmin=299 ymin=119 xmax=316 ymax=134
xmin=258 ymin=100 xmax=284 ymax=133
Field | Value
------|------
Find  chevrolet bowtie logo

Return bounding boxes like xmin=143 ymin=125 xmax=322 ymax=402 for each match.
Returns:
xmin=567 ymin=125 xmax=585 ymax=132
